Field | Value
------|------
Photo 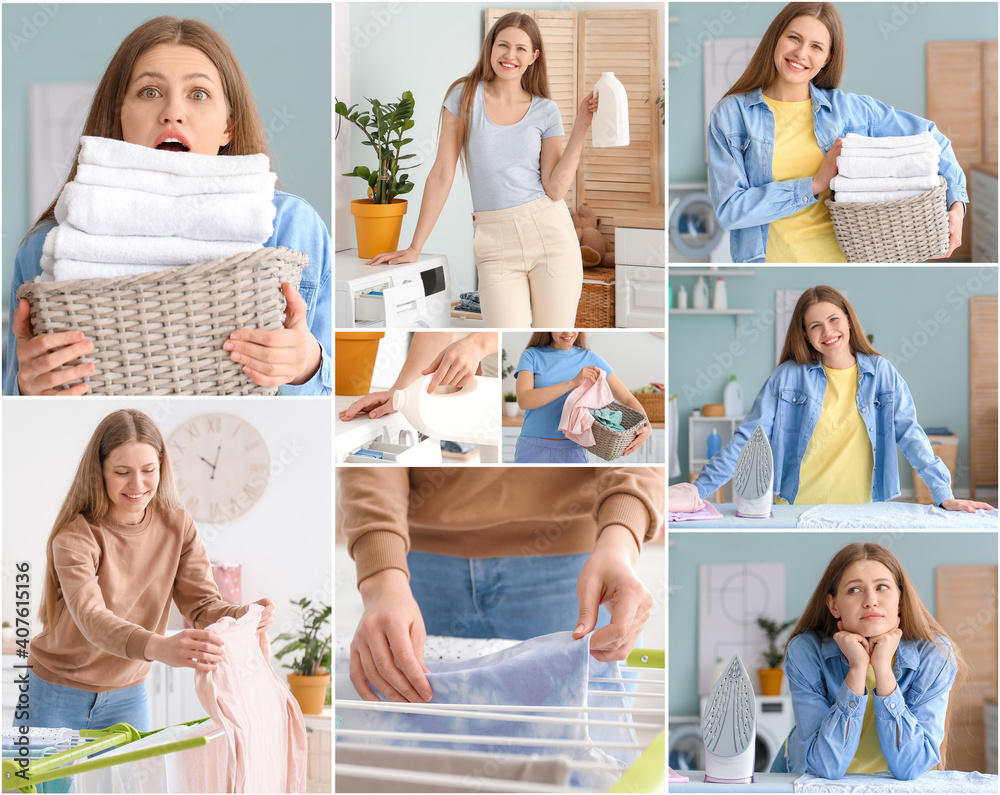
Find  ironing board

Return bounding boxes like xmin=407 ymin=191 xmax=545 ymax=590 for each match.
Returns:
xmin=668 ymin=771 xmax=797 ymax=792
xmin=669 ymin=504 xmax=806 ymax=529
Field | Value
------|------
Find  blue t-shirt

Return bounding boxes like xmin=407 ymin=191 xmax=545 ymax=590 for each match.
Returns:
xmin=443 ymin=81 xmax=563 ymax=212
xmin=515 ymin=346 xmax=613 ymax=439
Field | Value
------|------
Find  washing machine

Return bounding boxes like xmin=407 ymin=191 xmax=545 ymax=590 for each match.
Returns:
xmin=668 ymin=183 xmax=730 ymax=263
xmin=673 ymin=694 xmax=793 ymax=774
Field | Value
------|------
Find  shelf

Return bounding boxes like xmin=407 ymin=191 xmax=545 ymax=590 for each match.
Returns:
xmin=669 ymin=309 xmax=754 ymax=315
xmin=669 ymin=269 xmax=756 ymax=277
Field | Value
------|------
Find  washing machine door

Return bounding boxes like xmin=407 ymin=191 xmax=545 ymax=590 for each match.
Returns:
xmin=669 ymin=191 xmax=724 ymax=260
xmin=668 ymin=724 xmax=705 ymax=771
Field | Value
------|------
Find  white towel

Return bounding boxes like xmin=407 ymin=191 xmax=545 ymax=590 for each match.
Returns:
xmin=53 ymin=259 xmax=167 ymax=282
xmin=836 ymin=152 xmax=939 ymax=179
xmin=55 ymin=182 xmax=276 ymax=242
xmin=830 ymin=174 xmax=940 ymax=193
xmin=832 ymin=189 xmax=927 ymax=203
xmin=74 ymin=163 xmax=276 ymax=197
xmin=79 ymin=135 xmax=270 ymax=177
xmin=43 ymin=223 xmax=263 ymax=267
xmin=841 ymin=131 xmax=941 ymax=153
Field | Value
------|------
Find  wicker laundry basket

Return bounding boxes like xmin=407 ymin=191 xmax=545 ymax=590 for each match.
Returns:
xmin=17 ymin=247 xmax=307 ymax=395
xmin=825 ymin=176 xmax=949 ymax=262
xmin=631 ymin=391 xmax=664 ymax=423
xmin=581 ymin=401 xmax=648 ymax=462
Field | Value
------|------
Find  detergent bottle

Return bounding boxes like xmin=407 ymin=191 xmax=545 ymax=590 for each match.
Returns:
xmin=693 ymin=276 xmax=710 ymax=309
xmin=707 ymin=428 xmax=722 ymax=459
xmin=592 ymin=72 xmax=630 ymax=147
xmin=724 ymin=375 xmax=744 ymax=417
xmin=713 ymin=277 xmax=728 ymax=310
xmin=392 ymin=373 xmax=500 ymax=445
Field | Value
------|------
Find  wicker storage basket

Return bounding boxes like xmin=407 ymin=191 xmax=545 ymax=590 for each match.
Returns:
xmin=575 ymin=266 xmax=615 ymax=328
xmin=825 ymin=177 xmax=949 ymax=262
xmin=631 ymin=391 xmax=664 ymax=423
xmin=17 ymin=247 xmax=307 ymax=395
xmin=581 ymin=401 xmax=647 ymax=461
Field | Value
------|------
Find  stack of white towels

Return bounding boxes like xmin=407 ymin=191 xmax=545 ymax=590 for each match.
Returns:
xmin=829 ymin=131 xmax=941 ymax=203
xmin=40 ymin=136 xmax=277 ymax=282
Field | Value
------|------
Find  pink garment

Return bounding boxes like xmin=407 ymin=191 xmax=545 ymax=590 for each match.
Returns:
xmin=668 ymin=502 xmax=723 ymax=522
xmin=558 ymin=372 xmax=614 ymax=446
xmin=195 ymin=605 xmax=308 ymax=793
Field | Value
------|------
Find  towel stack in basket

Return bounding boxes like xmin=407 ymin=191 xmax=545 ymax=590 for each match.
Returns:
xmin=830 ymin=132 xmax=942 ymax=203
xmin=40 ymin=136 xmax=277 ymax=282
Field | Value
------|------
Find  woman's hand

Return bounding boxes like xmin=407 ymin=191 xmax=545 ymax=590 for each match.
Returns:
xmin=350 ymin=568 xmax=433 ymax=703
xmin=12 ymin=299 xmax=94 ymax=395
xmin=941 ymin=498 xmax=993 ymax=513
xmin=367 ymin=246 xmax=420 ymax=266
xmin=239 ymin=598 xmax=276 ymax=634
xmin=339 ymin=391 xmax=395 ymax=422
xmin=573 ymin=525 xmax=652 ymax=662
xmin=833 ymin=619 xmax=872 ymax=670
xmin=869 ymin=617 xmax=901 ymax=696
xmin=577 ymin=91 xmax=598 ymax=129
xmin=225 ymin=283 xmax=321 ymax=388
xmin=931 ymin=203 xmax=965 ymax=259
xmin=669 ymin=483 xmax=704 ymax=513
xmin=421 ymin=335 xmax=484 ymax=392
xmin=623 ymin=421 xmax=651 ymax=456
xmin=812 ymin=137 xmax=843 ymax=196
xmin=571 ymin=366 xmax=602 ymax=389
xmin=144 ymin=629 xmax=225 ymax=672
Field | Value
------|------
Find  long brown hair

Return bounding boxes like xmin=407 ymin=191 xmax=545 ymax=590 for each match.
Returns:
xmin=788 ymin=542 xmax=965 ymax=769
xmin=445 ymin=12 xmax=550 ymax=172
xmin=39 ymin=409 xmax=181 ymax=630
xmin=778 ymin=285 xmax=880 ymax=365
xmin=29 ymin=17 xmax=270 ymax=236
xmin=525 ymin=332 xmax=589 ymax=350
xmin=722 ymin=2 xmax=845 ymax=100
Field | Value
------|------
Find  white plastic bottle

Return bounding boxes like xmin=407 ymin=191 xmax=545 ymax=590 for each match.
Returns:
xmin=713 ymin=277 xmax=728 ymax=310
xmin=392 ymin=373 xmax=500 ymax=445
xmin=724 ymin=375 xmax=744 ymax=417
xmin=676 ymin=285 xmax=687 ymax=309
xmin=693 ymin=276 xmax=710 ymax=309
xmin=592 ymin=72 xmax=630 ymax=148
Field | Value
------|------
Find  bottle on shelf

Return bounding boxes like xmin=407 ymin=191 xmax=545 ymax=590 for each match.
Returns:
xmin=713 ymin=277 xmax=728 ymax=310
xmin=693 ymin=276 xmax=710 ymax=309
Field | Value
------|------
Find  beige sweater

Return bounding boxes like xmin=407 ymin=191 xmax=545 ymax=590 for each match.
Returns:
xmin=339 ymin=467 xmax=664 ymax=585
xmin=29 ymin=505 xmax=240 ymax=692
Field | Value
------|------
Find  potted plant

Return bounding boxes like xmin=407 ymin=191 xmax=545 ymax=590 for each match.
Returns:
xmin=503 ymin=391 xmax=519 ymax=418
xmin=336 ymin=91 xmax=417 ymax=258
xmin=757 ymin=615 xmax=797 ymax=696
xmin=273 ymin=598 xmax=331 ymax=715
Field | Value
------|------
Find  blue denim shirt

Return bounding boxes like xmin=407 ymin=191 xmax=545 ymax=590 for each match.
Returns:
xmin=694 ymin=352 xmax=954 ymax=505
xmin=780 ymin=631 xmax=957 ymax=781
xmin=707 ymin=85 xmax=969 ymax=263
xmin=4 ymin=191 xmax=331 ymax=396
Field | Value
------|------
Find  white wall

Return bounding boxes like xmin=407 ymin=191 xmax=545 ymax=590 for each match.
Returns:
xmin=1 ymin=399 xmax=332 ymax=668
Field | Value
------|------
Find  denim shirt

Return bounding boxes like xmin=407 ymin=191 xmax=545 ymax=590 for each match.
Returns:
xmin=4 ymin=190 xmax=331 ymax=396
xmin=694 ymin=352 xmax=954 ymax=505
xmin=707 ymin=84 xmax=969 ymax=263
xmin=780 ymin=632 xmax=957 ymax=781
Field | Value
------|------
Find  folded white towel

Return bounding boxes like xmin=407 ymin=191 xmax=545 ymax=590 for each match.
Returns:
xmin=43 ymin=224 xmax=264 ymax=267
xmin=836 ymin=143 xmax=940 ymax=158
xmin=836 ymin=152 xmax=939 ymax=179
xmin=55 ymin=182 xmax=276 ymax=242
xmin=74 ymin=163 xmax=277 ymax=197
xmin=841 ymin=131 xmax=941 ymax=153
xmin=53 ymin=259 xmax=167 ymax=282
xmin=830 ymin=174 xmax=940 ymax=193
xmin=79 ymin=135 xmax=270 ymax=177
xmin=832 ymin=189 xmax=927 ymax=203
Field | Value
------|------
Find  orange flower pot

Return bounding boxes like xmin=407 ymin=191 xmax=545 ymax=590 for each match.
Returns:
xmin=287 ymin=673 xmax=330 ymax=715
xmin=758 ymin=667 xmax=784 ymax=696
xmin=335 ymin=332 xmax=384 ymax=396
xmin=351 ymin=198 xmax=408 ymax=259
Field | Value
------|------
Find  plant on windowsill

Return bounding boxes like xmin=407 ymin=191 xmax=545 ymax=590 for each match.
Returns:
xmin=336 ymin=91 xmax=418 ymax=258
xmin=273 ymin=598 xmax=332 ymax=715
xmin=757 ymin=615 xmax=797 ymax=696
xmin=503 ymin=391 xmax=520 ymax=418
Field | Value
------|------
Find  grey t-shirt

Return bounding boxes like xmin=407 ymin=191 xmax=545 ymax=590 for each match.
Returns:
xmin=443 ymin=82 xmax=564 ymax=212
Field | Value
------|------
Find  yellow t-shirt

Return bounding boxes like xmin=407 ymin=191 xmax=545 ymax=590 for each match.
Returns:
xmin=795 ymin=364 xmax=874 ymax=505
xmin=763 ymin=96 xmax=847 ymax=263
xmin=847 ymin=665 xmax=891 ymax=774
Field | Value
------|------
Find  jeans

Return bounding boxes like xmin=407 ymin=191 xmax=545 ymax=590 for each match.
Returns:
xmin=513 ymin=435 xmax=589 ymax=464
xmin=13 ymin=671 xmax=150 ymax=732
xmin=408 ymin=550 xmax=611 ymax=640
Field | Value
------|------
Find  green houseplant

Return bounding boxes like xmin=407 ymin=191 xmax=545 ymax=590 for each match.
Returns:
xmin=336 ymin=91 xmax=417 ymax=257
xmin=503 ymin=390 xmax=519 ymax=418
xmin=274 ymin=598 xmax=332 ymax=714
xmin=757 ymin=615 xmax=797 ymax=695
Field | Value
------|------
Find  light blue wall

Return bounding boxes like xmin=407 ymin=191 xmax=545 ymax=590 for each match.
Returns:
xmin=668 ymin=2 xmax=998 ymax=182
xmin=668 ymin=266 xmax=998 ymax=493
xmin=2 ymin=3 xmax=331 ymax=311
xmin=668 ymin=531 xmax=998 ymax=716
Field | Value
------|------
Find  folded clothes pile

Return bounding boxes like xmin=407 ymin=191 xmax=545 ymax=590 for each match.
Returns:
xmin=830 ymin=132 xmax=941 ymax=203
xmin=456 ymin=290 xmax=481 ymax=314
xmin=40 ymin=136 xmax=277 ymax=282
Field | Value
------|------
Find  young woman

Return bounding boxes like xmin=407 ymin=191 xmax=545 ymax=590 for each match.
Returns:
xmin=16 ymin=409 xmax=273 ymax=731
xmin=367 ymin=13 xmax=594 ymax=328
xmin=514 ymin=332 xmax=651 ymax=463
xmin=707 ymin=2 xmax=967 ymax=263
xmin=775 ymin=542 xmax=962 ymax=779
xmin=695 ymin=286 xmax=990 ymax=512
xmin=4 ymin=17 xmax=331 ymax=396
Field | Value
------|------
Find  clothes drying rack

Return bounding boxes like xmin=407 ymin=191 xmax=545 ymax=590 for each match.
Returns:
xmin=1 ymin=718 xmax=223 ymax=794
xmin=335 ymin=647 xmax=665 ymax=793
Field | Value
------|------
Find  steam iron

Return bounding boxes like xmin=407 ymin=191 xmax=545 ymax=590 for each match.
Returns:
xmin=733 ymin=425 xmax=773 ymax=518
xmin=702 ymin=654 xmax=756 ymax=784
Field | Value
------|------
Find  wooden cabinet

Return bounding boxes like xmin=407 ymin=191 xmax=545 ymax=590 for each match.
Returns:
xmin=970 ymin=165 xmax=998 ymax=263
xmin=969 ymin=296 xmax=998 ymax=497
